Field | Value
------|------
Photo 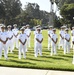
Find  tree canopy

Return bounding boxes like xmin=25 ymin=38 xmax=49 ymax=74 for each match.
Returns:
xmin=0 ymin=0 xmax=22 ymax=25
xmin=60 ymin=3 xmax=74 ymax=27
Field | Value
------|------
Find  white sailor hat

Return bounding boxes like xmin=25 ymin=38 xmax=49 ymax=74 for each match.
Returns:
xmin=22 ymin=26 xmax=26 ymax=28
xmin=37 ymin=25 xmax=41 ymax=27
xmin=61 ymin=26 xmax=64 ymax=28
xmin=49 ymin=26 xmax=53 ymax=28
xmin=13 ymin=24 xmax=17 ymax=27
xmin=26 ymin=24 xmax=30 ymax=27
xmin=62 ymin=26 xmax=66 ymax=28
xmin=7 ymin=25 xmax=12 ymax=28
xmin=65 ymin=28 xmax=69 ymax=31
xmin=1 ymin=24 xmax=6 ymax=28
xmin=36 ymin=25 xmax=39 ymax=28
xmin=20 ymin=27 xmax=25 ymax=31
xmin=37 ymin=27 xmax=41 ymax=30
xmin=72 ymin=26 xmax=74 ymax=29
xmin=53 ymin=28 xmax=56 ymax=31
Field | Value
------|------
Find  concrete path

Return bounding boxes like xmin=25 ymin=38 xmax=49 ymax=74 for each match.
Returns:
xmin=0 ymin=67 xmax=74 ymax=75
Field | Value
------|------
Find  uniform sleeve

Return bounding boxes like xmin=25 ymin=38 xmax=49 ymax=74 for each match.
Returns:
xmin=25 ymin=35 xmax=27 ymax=40
xmin=64 ymin=34 xmax=66 ymax=39
xmin=51 ymin=34 xmax=53 ymax=39
xmin=72 ymin=36 xmax=74 ymax=41
xmin=56 ymin=35 xmax=58 ymax=39
xmin=19 ymin=35 xmax=21 ymax=40
xmin=35 ymin=34 xmax=38 ymax=39
xmin=41 ymin=34 xmax=43 ymax=39
xmin=30 ymin=29 xmax=31 ymax=33
xmin=6 ymin=32 xmax=9 ymax=38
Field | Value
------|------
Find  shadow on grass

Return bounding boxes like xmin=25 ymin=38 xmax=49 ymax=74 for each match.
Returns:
xmin=9 ymin=59 xmax=36 ymax=65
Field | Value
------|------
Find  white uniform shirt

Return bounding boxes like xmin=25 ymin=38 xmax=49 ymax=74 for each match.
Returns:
xmin=0 ymin=32 xmax=8 ymax=42
xmin=34 ymin=30 xmax=38 ymax=35
xmin=34 ymin=30 xmax=42 ymax=36
xmin=71 ymin=30 xmax=74 ymax=36
xmin=12 ymin=28 xmax=18 ymax=36
xmin=51 ymin=33 xmax=57 ymax=44
xmin=64 ymin=33 xmax=70 ymax=42
xmin=7 ymin=31 xmax=13 ymax=39
xmin=72 ymin=36 xmax=74 ymax=41
xmin=35 ymin=33 xmax=43 ymax=44
xmin=60 ymin=30 xmax=65 ymax=38
xmin=48 ymin=30 xmax=53 ymax=37
xmin=19 ymin=33 xmax=27 ymax=44
xmin=25 ymin=28 xmax=31 ymax=36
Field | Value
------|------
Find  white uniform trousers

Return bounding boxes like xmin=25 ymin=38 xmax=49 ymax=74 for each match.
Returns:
xmin=51 ymin=43 xmax=57 ymax=56
xmin=19 ymin=43 xmax=26 ymax=59
xmin=12 ymin=36 xmax=19 ymax=49
xmin=25 ymin=40 xmax=28 ymax=52
xmin=64 ymin=41 xmax=70 ymax=54
xmin=35 ymin=43 xmax=42 ymax=57
xmin=71 ymin=37 xmax=73 ymax=49
xmin=48 ymin=37 xmax=51 ymax=50
xmin=7 ymin=39 xmax=13 ymax=54
xmin=0 ymin=43 xmax=8 ymax=59
xmin=27 ymin=37 xmax=30 ymax=47
xmin=34 ymin=37 xmax=36 ymax=52
xmin=59 ymin=37 xmax=64 ymax=49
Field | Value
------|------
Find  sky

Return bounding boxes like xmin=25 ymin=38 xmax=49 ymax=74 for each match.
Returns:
xmin=20 ymin=0 xmax=52 ymax=12
xmin=20 ymin=0 xmax=61 ymax=17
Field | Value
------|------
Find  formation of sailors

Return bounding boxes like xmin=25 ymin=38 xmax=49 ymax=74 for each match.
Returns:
xmin=0 ymin=24 xmax=74 ymax=60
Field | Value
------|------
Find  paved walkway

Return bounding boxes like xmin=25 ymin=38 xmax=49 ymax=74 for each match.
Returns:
xmin=0 ymin=67 xmax=74 ymax=75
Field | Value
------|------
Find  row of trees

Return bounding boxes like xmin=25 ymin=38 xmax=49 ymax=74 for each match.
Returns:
xmin=0 ymin=0 xmax=22 ymax=25
xmin=0 ymin=0 xmax=74 ymax=28
xmin=57 ymin=0 xmax=74 ymax=27
xmin=0 ymin=0 xmax=49 ymax=27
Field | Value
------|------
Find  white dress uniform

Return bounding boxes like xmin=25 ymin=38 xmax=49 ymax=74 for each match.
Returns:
xmin=64 ymin=33 xmax=70 ymax=54
xmin=59 ymin=30 xmax=65 ymax=49
xmin=19 ymin=33 xmax=27 ymax=59
xmin=51 ymin=33 xmax=58 ymax=56
xmin=7 ymin=30 xmax=13 ymax=53
xmin=24 ymin=29 xmax=28 ymax=52
xmin=12 ymin=28 xmax=19 ymax=49
xmin=34 ymin=30 xmax=38 ymax=51
xmin=35 ymin=33 xmax=43 ymax=57
xmin=71 ymin=29 xmax=74 ymax=48
xmin=0 ymin=31 xmax=8 ymax=59
xmin=25 ymin=28 xmax=31 ymax=47
xmin=48 ymin=30 xmax=53 ymax=50
xmin=72 ymin=36 xmax=74 ymax=50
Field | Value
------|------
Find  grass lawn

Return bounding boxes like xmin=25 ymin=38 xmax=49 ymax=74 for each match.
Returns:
xmin=0 ymin=30 xmax=74 ymax=71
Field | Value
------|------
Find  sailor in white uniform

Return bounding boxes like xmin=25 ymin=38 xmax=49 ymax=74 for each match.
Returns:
xmin=12 ymin=24 xmax=19 ymax=49
xmin=71 ymin=27 xmax=74 ymax=49
xmin=25 ymin=24 xmax=31 ymax=48
xmin=48 ymin=26 xmax=53 ymax=50
xmin=51 ymin=28 xmax=58 ymax=56
xmin=7 ymin=25 xmax=13 ymax=54
xmin=0 ymin=25 xmax=8 ymax=60
xmin=72 ymin=35 xmax=74 ymax=50
xmin=59 ymin=26 xmax=65 ymax=49
xmin=19 ymin=27 xmax=27 ymax=59
xmin=35 ymin=28 xmax=43 ymax=57
xmin=64 ymin=28 xmax=70 ymax=54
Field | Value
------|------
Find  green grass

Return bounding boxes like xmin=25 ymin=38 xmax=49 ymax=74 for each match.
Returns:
xmin=0 ymin=30 xmax=74 ymax=71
